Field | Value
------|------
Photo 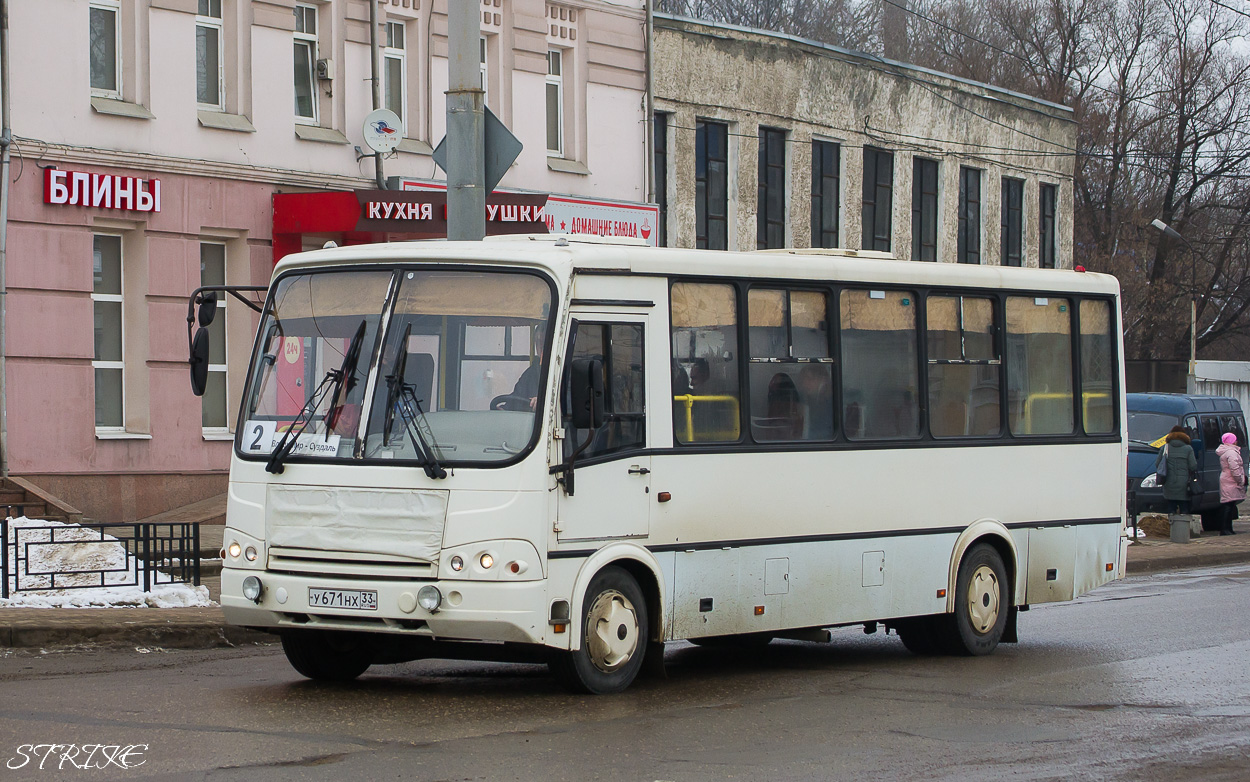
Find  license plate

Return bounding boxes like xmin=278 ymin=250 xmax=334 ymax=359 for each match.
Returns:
xmin=307 ymin=588 xmax=378 ymax=611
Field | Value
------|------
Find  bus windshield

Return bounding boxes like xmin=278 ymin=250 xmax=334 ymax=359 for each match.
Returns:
xmin=238 ymin=267 xmax=553 ymax=466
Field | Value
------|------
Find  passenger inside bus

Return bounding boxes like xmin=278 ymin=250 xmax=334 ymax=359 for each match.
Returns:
xmin=798 ymin=364 xmax=834 ymax=439
xmin=505 ymin=327 xmax=546 ymax=410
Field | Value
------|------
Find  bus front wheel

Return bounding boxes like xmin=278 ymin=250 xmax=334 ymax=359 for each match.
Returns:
xmin=281 ymin=630 xmax=373 ymax=682
xmin=946 ymin=543 xmax=1009 ymax=656
xmin=550 ymin=566 xmax=648 ymax=694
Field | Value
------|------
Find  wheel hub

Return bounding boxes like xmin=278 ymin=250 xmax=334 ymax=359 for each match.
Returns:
xmin=585 ymin=589 xmax=639 ymax=673
xmin=967 ymin=564 xmax=1000 ymax=634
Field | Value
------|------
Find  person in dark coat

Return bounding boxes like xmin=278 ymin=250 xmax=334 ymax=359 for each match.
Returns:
xmin=1159 ymin=425 xmax=1198 ymax=515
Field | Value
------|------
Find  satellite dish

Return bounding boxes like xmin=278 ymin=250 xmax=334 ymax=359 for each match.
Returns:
xmin=362 ymin=109 xmax=404 ymax=154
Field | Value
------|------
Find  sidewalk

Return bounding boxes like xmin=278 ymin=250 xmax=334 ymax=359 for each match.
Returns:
xmin=1124 ymin=516 xmax=1250 ymax=573
xmin=3 ymin=520 xmax=1250 ymax=650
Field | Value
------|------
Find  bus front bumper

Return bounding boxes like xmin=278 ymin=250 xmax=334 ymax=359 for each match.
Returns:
xmin=219 ymin=568 xmax=552 ymax=646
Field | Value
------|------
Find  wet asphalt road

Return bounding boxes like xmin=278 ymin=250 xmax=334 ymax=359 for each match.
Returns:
xmin=1 ymin=564 xmax=1248 ymax=782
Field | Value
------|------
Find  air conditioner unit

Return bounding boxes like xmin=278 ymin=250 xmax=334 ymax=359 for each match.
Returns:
xmin=315 ymin=59 xmax=333 ymax=80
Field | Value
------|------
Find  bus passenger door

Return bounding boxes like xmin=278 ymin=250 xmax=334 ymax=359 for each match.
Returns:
xmin=557 ymin=318 xmax=650 ymax=542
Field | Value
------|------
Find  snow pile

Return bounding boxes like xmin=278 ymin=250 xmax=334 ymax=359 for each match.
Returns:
xmin=1 ymin=517 xmax=212 ymax=608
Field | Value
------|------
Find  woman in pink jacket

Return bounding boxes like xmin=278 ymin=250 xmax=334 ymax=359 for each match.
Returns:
xmin=1217 ymin=432 xmax=1246 ymax=536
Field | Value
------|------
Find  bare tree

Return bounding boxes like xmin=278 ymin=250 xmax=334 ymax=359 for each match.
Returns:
xmin=661 ymin=0 xmax=1250 ymax=360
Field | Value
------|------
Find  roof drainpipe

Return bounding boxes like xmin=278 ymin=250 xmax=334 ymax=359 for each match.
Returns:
xmin=644 ymin=1 xmax=654 ymax=212
xmin=0 ymin=0 xmax=12 ymax=478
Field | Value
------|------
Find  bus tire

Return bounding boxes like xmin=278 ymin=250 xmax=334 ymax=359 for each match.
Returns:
xmin=549 ymin=566 xmax=648 ymax=694
xmin=947 ymin=543 xmax=1008 ymax=656
xmin=281 ymin=630 xmax=373 ymax=682
xmin=896 ymin=618 xmax=944 ymax=655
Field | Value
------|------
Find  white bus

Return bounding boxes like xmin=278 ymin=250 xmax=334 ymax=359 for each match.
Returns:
xmin=196 ymin=236 xmax=1127 ymax=694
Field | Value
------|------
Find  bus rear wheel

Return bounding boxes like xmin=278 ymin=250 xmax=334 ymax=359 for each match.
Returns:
xmin=281 ymin=630 xmax=373 ymax=682
xmin=550 ymin=566 xmax=648 ymax=694
xmin=945 ymin=543 xmax=1008 ymax=656
xmin=895 ymin=618 xmax=945 ymax=655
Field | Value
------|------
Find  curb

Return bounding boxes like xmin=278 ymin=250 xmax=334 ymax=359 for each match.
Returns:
xmin=1124 ymin=547 xmax=1250 ymax=575
xmin=1 ymin=623 xmax=272 ymax=650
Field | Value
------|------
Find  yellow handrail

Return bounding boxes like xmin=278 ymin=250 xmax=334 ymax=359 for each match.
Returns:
xmin=673 ymin=394 xmax=741 ymax=442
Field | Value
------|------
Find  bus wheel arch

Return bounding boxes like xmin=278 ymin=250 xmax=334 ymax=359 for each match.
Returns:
xmin=568 ymin=544 xmax=666 ymax=652
xmin=946 ymin=521 xmax=1019 ymax=614
xmin=552 ymin=552 xmax=663 ymax=694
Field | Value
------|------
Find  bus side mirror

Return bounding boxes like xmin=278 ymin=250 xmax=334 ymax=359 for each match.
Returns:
xmin=197 ymin=291 xmax=218 ymax=327
xmin=570 ymin=358 xmax=604 ymax=430
xmin=190 ymin=328 xmax=210 ymax=396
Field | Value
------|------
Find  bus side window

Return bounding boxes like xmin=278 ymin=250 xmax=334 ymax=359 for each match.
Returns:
xmin=1079 ymin=299 xmax=1115 ymax=435
xmin=671 ymin=282 xmax=741 ymax=444
xmin=1005 ymin=296 xmax=1073 ymax=436
xmin=747 ymin=288 xmax=834 ymax=442
xmin=841 ymin=288 xmax=920 ymax=440
xmin=563 ymin=322 xmax=645 ymax=459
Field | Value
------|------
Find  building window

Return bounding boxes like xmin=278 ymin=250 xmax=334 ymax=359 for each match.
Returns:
xmin=201 ymin=243 xmax=229 ymax=431
xmin=757 ymin=127 xmax=786 ymax=250
xmin=654 ymin=112 xmax=668 ymax=247
xmin=293 ymin=4 xmax=318 ymax=123
xmin=93 ymin=235 xmax=124 ymax=430
xmin=811 ymin=140 xmax=839 ymax=248
xmin=196 ymin=0 xmax=224 ymax=109
xmin=1040 ymin=183 xmax=1057 ymax=268
xmin=958 ymin=167 xmax=982 ymax=265
xmin=384 ymin=21 xmax=406 ymax=123
xmin=546 ymin=50 xmax=564 ymax=156
xmin=911 ymin=157 xmax=938 ymax=261
xmin=90 ymin=0 xmax=121 ymax=98
xmin=861 ymin=147 xmax=893 ymax=252
xmin=696 ymin=120 xmax=729 ymax=251
xmin=1001 ymin=177 xmax=1024 ymax=267
xmin=479 ymin=35 xmax=489 ymax=104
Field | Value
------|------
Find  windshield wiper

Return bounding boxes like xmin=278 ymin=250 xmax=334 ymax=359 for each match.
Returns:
xmin=266 ymin=320 xmax=367 ymax=475
xmin=380 ymin=324 xmax=447 ymax=479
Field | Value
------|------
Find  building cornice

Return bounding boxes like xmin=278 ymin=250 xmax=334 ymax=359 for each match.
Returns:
xmin=653 ymin=13 xmax=1075 ymax=122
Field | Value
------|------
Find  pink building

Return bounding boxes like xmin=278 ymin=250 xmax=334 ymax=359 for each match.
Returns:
xmin=4 ymin=0 xmax=647 ymax=521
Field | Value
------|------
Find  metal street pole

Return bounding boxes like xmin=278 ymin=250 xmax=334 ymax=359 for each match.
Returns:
xmin=367 ymin=0 xmax=385 ymax=189
xmin=446 ymin=1 xmax=485 ymax=240
xmin=1150 ymin=218 xmax=1197 ymax=391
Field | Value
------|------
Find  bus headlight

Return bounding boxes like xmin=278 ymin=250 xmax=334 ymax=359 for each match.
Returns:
xmin=228 ymin=541 xmax=242 ymax=559
xmin=244 ymin=546 xmax=258 ymax=562
xmin=479 ymin=553 xmax=494 ymax=570
xmin=450 ymin=555 xmax=464 ymax=572
xmin=1140 ymin=473 xmax=1159 ymax=489
xmin=417 ymin=585 xmax=442 ymax=613
xmin=241 ymin=576 xmax=263 ymax=603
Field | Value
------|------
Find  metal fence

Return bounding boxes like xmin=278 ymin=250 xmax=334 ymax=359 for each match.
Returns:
xmin=1 ymin=508 xmax=200 ymax=599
